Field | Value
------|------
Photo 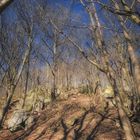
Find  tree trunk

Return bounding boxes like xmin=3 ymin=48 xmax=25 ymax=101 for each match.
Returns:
xmin=115 ymin=95 xmax=136 ymax=140
xmin=127 ymin=42 xmax=140 ymax=98
xmin=51 ymin=42 xmax=57 ymax=101
xmin=51 ymin=74 xmax=56 ymax=102
xmin=0 ymin=85 xmax=15 ymax=127
xmin=113 ymin=0 xmax=140 ymax=98
xmin=0 ymin=34 xmax=32 ymax=127
xmin=22 ymin=57 xmax=30 ymax=108
xmin=108 ymin=75 xmax=136 ymax=140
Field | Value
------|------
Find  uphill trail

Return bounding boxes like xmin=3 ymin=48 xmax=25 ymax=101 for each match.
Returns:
xmin=0 ymin=93 xmax=139 ymax=140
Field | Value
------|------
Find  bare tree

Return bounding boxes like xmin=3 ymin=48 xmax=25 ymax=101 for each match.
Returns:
xmin=48 ymin=1 xmax=137 ymax=139
xmin=95 ymin=0 xmax=140 ymax=25
xmin=79 ymin=1 xmax=136 ymax=139
xmin=35 ymin=4 xmax=70 ymax=101
xmin=0 ymin=0 xmax=34 ymax=127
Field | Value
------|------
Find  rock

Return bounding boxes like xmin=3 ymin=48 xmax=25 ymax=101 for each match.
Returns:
xmin=7 ymin=86 xmax=52 ymax=132
xmin=25 ymin=115 xmax=35 ymax=130
xmin=23 ymin=88 xmax=44 ymax=112
xmin=7 ymin=110 xmax=29 ymax=132
xmin=7 ymin=110 xmax=37 ymax=132
xmin=44 ymin=97 xmax=51 ymax=104
xmin=33 ymin=100 xmax=44 ymax=112
xmin=101 ymin=86 xmax=116 ymax=107
xmin=102 ymin=86 xmax=114 ymax=98
xmin=16 ymin=86 xmax=51 ymax=112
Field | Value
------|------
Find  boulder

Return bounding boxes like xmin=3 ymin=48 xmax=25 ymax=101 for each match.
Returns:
xmin=7 ymin=109 xmax=38 ymax=132
xmin=25 ymin=115 xmax=35 ymax=130
xmin=8 ymin=86 xmax=51 ymax=132
xmin=102 ymin=86 xmax=114 ymax=98
xmin=101 ymin=86 xmax=116 ymax=107
xmin=16 ymin=86 xmax=51 ymax=112
xmin=7 ymin=110 xmax=29 ymax=132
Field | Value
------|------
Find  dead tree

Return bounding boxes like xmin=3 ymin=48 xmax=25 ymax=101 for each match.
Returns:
xmin=0 ymin=35 xmax=33 ymax=127
xmin=49 ymin=1 xmax=137 ymax=139
xmin=95 ymin=0 xmax=140 ymax=98
xmin=112 ymin=0 xmax=140 ymax=99
xmin=0 ymin=0 xmax=34 ymax=127
xmin=79 ymin=1 xmax=136 ymax=139
xmin=95 ymin=0 xmax=140 ymax=25
xmin=36 ymin=5 xmax=69 ymax=101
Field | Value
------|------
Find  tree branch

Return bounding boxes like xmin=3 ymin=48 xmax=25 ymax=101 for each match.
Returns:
xmin=50 ymin=19 xmax=105 ymax=73
xmin=0 ymin=0 xmax=14 ymax=13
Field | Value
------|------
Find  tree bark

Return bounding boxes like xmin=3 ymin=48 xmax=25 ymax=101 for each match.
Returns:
xmin=51 ymin=42 xmax=57 ymax=101
xmin=22 ymin=56 xmax=30 ymax=108
xmin=109 ymin=77 xmax=136 ymax=140
xmin=113 ymin=1 xmax=140 ymax=98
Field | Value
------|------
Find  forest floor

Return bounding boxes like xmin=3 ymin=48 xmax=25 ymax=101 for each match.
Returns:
xmin=0 ymin=93 xmax=140 ymax=140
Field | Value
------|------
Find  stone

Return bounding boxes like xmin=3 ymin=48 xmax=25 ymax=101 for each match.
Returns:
xmin=25 ymin=115 xmax=35 ymax=130
xmin=102 ymin=86 xmax=114 ymax=98
xmin=16 ymin=86 xmax=51 ymax=112
xmin=7 ymin=86 xmax=51 ymax=131
xmin=7 ymin=110 xmax=37 ymax=132
xmin=44 ymin=97 xmax=51 ymax=104
xmin=7 ymin=110 xmax=29 ymax=132
xmin=101 ymin=86 xmax=116 ymax=107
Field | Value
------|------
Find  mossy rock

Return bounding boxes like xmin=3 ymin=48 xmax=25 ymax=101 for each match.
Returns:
xmin=17 ymin=86 xmax=51 ymax=112
xmin=79 ymin=85 xmax=94 ymax=94
xmin=7 ymin=109 xmax=29 ymax=132
xmin=23 ymin=104 xmax=33 ymax=112
xmin=102 ymin=86 xmax=114 ymax=98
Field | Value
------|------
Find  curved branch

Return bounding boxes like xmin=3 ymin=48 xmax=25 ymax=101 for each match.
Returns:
xmin=50 ymin=19 xmax=106 ymax=73
xmin=0 ymin=0 xmax=14 ymax=13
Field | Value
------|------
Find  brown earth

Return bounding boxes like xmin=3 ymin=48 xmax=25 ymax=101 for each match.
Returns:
xmin=0 ymin=94 xmax=139 ymax=140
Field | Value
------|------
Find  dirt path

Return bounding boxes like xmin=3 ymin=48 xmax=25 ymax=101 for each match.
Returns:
xmin=0 ymin=94 xmax=139 ymax=140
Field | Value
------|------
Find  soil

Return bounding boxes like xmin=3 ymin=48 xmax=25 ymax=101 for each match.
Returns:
xmin=0 ymin=93 xmax=139 ymax=140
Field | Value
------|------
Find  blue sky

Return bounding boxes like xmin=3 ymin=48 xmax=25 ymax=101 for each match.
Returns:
xmin=1 ymin=0 xmax=139 ymax=44
xmin=47 ymin=0 xmax=90 ymax=24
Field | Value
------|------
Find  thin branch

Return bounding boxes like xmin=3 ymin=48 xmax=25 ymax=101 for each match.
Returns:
xmin=0 ymin=0 xmax=14 ymax=13
xmin=50 ymin=19 xmax=106 ymax=73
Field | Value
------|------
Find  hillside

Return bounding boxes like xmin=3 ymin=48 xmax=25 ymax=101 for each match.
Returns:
xmin=0 ymin=0 xmax=140 ymax=140
xmin=0 ymin=93 xmax=140 ymax=140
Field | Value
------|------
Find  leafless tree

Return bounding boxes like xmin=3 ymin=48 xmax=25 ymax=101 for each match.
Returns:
xmin=0 ymin=0 xmax=35 ymax=127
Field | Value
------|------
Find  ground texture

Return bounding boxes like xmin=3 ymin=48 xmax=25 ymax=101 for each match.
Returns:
xmin=0 ymin=94 xmax=140 ymax=140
